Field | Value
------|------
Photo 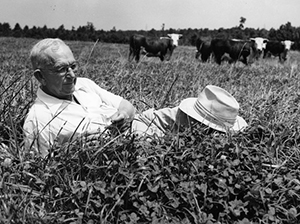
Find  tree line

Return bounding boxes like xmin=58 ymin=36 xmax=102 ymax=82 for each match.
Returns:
xmin=1 ymin=21 xmax=300 ymax=50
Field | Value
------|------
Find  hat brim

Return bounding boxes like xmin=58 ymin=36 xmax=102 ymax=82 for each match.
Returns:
xmin=178 ymin=98 xmax=248 ymax=133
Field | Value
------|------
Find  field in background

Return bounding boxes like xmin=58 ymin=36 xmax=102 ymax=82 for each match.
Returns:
xmin=1 ymin=37 xmax=300 ymax=223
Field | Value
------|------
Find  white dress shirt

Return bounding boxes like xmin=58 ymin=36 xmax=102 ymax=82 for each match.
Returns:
xmin=23 ymin=77 xmax=123 ymax=157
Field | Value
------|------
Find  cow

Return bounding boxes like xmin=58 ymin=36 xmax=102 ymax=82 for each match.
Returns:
xmin=195 ymin=38 xmax=212 ymax=62
xmin=128 ymin=33 xmax=182 ymax=62
xmin=165 ymin=33 xmax=182 ymax=47
xmin=263 ymin=40 xmax=294 ymax=61
xmin=250 ymin=37 xmax=268 ymax=58
xmin=211 ymin=38 xmax=258 ymax=65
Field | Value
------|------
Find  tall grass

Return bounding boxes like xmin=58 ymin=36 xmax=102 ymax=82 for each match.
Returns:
xmin=0 ymin=37 xmax=300 ymax=223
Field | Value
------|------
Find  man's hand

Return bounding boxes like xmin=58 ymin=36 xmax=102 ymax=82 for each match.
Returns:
xmin=108 ymin=112 xmax=132 ymax=134
xmin=107 ymin=98 xmax=136 ymax=135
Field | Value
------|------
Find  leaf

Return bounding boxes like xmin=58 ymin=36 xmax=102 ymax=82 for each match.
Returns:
xmin=288 ymin=207 xmax=297 ymax=218
xmin=93 ymin=181 xmax=107 ymax=194
xmin=223 ymin=170 xmax=229 ymax=177
xmin=147 ymin=183 xmax=159 ymax=193
xmin=274 ymin=177 xmax=283 ymax=185
xmin=268 ymin=206 xmax=276 ymax=216
xmin=129 ymin=212 xmax=139 ymax=222
xmin=235 ymin=183 xmax=241 ymax=189
xmin=198 ymin=183 xmax=207 ymax=194
xmin=232 ymin=159 xmax=240 ymax=166
xmin=265 ymin=188 xmax=272 ymax=194
xmin=54 ymin=187 xmax=63 ymax=196
xmin=237 ymin=218 xmax=251 ymax=224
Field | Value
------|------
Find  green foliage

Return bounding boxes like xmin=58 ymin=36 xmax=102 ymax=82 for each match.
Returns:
xmin=1 ymin=37 xmax=300 ymax=223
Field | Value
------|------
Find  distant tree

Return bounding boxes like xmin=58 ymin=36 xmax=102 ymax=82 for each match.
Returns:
xmin=13 ymin=23 xmax=22 ymax=37
xmin=40 ymin=25 xmax=49 ymax=38
xmin=167 ymin=28 xmax=177 ymax=34
xmin=148 ymin=28 xmax=157 ymax=38
xmin=239 ymin=17 xmax=246 ymax=29
xmin=56 ymin=24 xmax=67 ymax=39
xmin=267 ymin=22 xmax=297 ymax=41
xmin=76 ymin=25 xmax=89 ymax=41
xmin=86 ymin=22 xmax=96 ymax=41
xmin=0 ymin=22 xmax=11 ymax=36
xmin=69 ymin=26 xmax=77 ymax=40
xmin=28 ymin=26 xmax=43 ymax=39
xmin=23 ymin=25 xmax=30 ymax=37
xmin=294 ymin=27 xmax=300 ymax=50
xmin=190 ymin=33 xmax=198 ymax=46
xmin=228 ymin=27 xmax=246 ymax=39
xmin=202 ymin=28 xmax=210 ymax=36
xmin=111 ymin=26 xmax=116 ymax=32
xmin=87 ymin=22 xmax=95 ymax=32
xmin=278 ymin=22 xmax=296 ymax=40
xmin=13 ymin=23 xmax=22 ymax=30
xmin=268 ymin=28 xmax=277 ymax=40
xmin=257 ymin=28 xmax=269 ymax=38
xmin=216 ymin=28 xmax=227 ymax=39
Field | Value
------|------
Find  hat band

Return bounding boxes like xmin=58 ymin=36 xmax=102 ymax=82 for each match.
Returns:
xmin=193 ymin=99 xmax=236 ymax=127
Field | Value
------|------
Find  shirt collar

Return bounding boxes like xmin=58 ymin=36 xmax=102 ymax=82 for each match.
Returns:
xmin=36 ymin=78 xmax=85 ymax=114
xmin=36 ymin=88 xmax=71 ymax=115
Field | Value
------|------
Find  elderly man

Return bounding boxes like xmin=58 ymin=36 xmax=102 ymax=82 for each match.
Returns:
xmin=24 ymin=38 xmax=135 ymax=156
xmin=24 ymin=38 xmax=247 ymax=157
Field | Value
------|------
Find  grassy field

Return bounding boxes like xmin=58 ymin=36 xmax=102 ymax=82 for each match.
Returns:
xmin=1 ymin=37 xmax=300 ymax=223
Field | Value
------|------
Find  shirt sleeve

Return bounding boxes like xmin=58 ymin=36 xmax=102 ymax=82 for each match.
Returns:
xmin=132 ymin=107 xmax=178 ymax=137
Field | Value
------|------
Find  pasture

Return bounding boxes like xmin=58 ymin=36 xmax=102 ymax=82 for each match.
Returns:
xmin=1 ymin=37 xmax=300 ymax=223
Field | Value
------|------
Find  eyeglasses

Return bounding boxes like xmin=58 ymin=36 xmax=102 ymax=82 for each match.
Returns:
xmin=53 ymin=62 xmax=78 ymax=76
xmin=38 ymin=62 xmax=78 ymax=76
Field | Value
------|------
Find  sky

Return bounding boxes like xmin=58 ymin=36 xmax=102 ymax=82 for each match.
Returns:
xmin=1 ymin=0 xmax=300 ymax=31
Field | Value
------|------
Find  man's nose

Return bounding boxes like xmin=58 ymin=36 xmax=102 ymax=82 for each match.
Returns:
xmin=66 ymin=67 xmax=76 ymax=78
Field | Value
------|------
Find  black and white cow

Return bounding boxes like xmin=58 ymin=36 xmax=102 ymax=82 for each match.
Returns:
xmin=128 ymin=33 xmax=182 ymax=62
xmin=211 ymin=38 xmax=258 ymax=65
xmin=263 ymin=40 xmax=294 ymax=61
xmin=250 ymin=37 xmax=268 ymax=58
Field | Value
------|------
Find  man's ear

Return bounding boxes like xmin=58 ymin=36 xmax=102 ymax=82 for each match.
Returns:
xmin=34 ymin=69 xmax=46 ymax=86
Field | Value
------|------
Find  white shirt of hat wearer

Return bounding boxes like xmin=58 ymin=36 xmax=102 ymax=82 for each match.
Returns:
xmin=132 ymin=85 xmax=248 ymax=137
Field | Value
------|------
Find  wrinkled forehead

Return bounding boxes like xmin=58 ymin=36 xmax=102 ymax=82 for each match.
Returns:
xmin=43 ymin=44 xmax=75 ymax=66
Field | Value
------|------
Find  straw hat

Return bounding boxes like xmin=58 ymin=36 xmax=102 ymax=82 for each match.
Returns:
xmin=178 ymin=85 xmax=248 ymax=132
